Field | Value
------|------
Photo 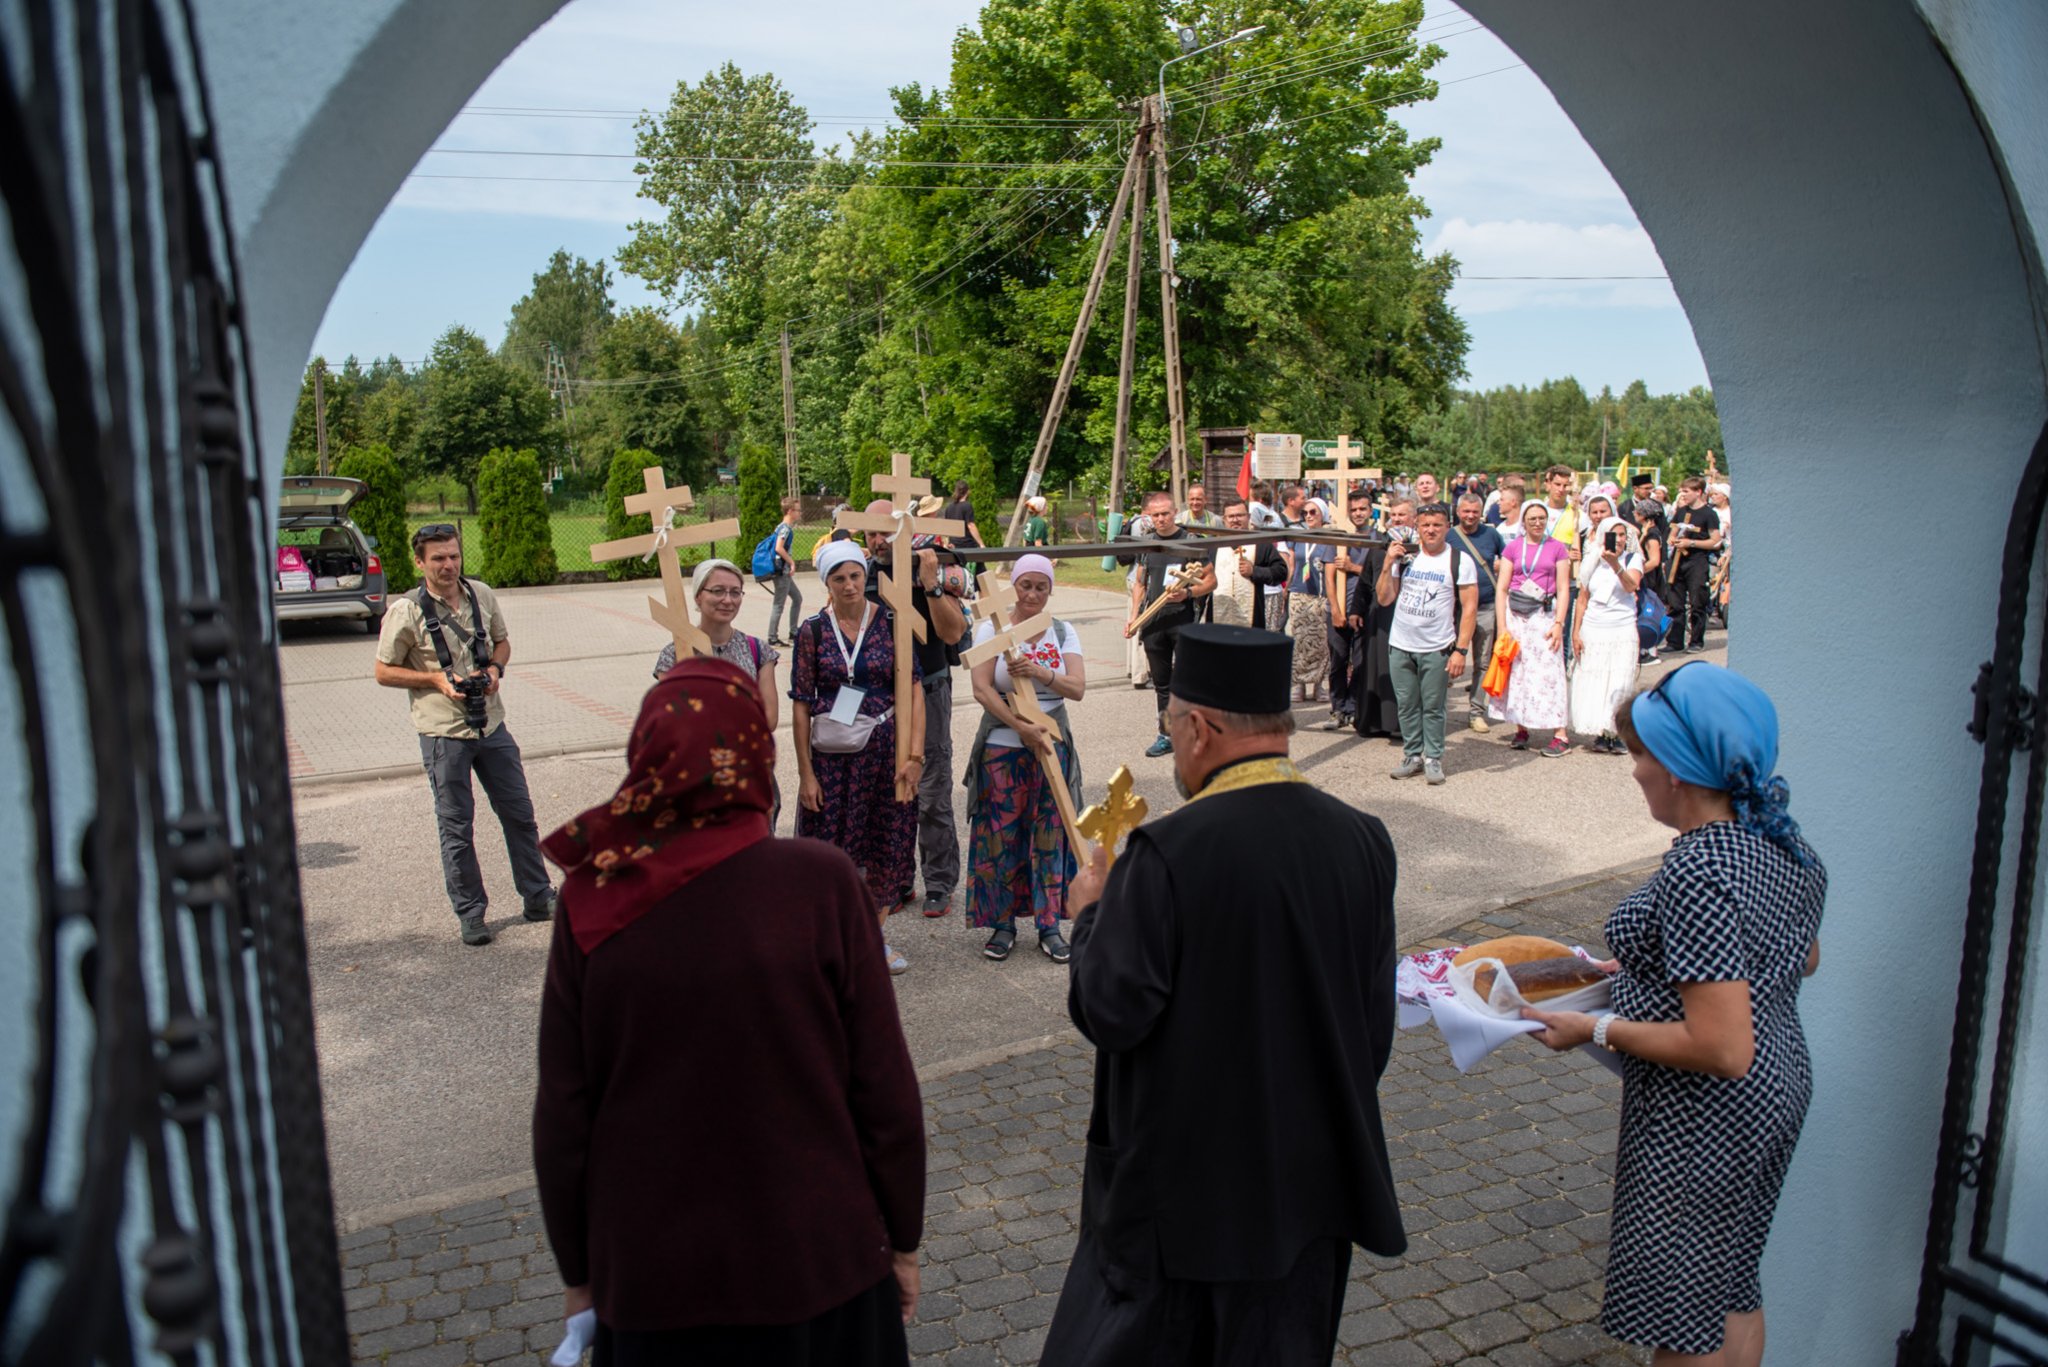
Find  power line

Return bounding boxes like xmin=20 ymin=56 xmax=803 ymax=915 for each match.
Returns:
xmin=406 ymin=172 xmax=1103 ymax=191
xmin=1173 ymin=61 xmax=1525 ymax=156
xmin=460 ymin=103 xmax=1121 ymax=129
xmin=420 ymin=146 xmax=1125 ymax=171
xmin=1459 ymin=275 xmax=1670 ymax=281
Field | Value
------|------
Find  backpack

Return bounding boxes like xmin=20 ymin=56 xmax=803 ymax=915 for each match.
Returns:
xmin=1637 ymin=587 xmax=1672 ymax=647
xmin=749 ymin=528 xmax=780 ymax=578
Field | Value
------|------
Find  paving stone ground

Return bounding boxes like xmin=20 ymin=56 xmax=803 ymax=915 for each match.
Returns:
xmin=342 ymin=879 xmax=1651 ymax=1367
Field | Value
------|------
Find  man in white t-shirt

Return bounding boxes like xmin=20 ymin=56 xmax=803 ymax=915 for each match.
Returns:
xmin=1374 ymin=502 xmax=1478 ymax=784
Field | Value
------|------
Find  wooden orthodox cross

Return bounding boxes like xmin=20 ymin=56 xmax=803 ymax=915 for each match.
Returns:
xmin=1307 ymin=434 xmax=1366 ymax=531
xmin=1076 ymin=765 xmax=1147 ymax=868
xmin=833 ymin=452 xmax=967 ymax=793
xmin=589 ymin=467 xmax=741 ymax=661
xmin=961 ymin=570 xmax=1087 ymax=852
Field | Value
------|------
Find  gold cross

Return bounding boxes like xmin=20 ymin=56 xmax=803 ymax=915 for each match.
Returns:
xmin=588 ymin=467 xmax=740 ymax=660
xmin=1076 ymin=764 xmax=1148 ymax=866
xmin=959 ymin=572 xmax=1084 ymax=850
xmin=833 ymin=453 xmax=968 ymax=784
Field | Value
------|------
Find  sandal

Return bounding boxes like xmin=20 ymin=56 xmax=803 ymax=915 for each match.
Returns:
xmin=1039 ymin=932 xmax=1072 ymax=964
xmin=983 ymin=928 xmax=1016 ymax=961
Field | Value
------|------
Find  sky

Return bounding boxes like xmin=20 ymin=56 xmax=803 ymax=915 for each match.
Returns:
xmin=310 ymin=0 xmax=1709 ymax=396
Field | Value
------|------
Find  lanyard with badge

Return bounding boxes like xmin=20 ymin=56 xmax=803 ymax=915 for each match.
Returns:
xmin=826 ymin=603 xmax=876 ymax=725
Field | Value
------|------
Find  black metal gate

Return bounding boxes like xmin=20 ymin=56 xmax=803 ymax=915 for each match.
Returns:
xmin=0 ymin=1 xmax=347 ymax=1361
xmin=1898 ymin=421 xmax=2048 ymax=1366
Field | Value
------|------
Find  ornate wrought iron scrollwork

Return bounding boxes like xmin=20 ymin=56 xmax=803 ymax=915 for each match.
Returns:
xmin=0 ymin=1 xmax=347 ymax=1362
xmin=1898 ymin=418 xmax=2048 ymax=1367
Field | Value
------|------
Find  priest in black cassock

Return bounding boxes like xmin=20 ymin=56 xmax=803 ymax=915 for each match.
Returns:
xmin=1043 ymin=623 xmax=1406 ymax=1366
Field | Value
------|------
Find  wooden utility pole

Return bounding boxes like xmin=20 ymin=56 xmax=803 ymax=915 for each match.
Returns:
xmin=1107 ymin=106 xmax=1153 ymax=520
xmin=1004 ymin=131 xmax=1146 ymax=546
xmin=313 ymin=358 xmax=329 ymax=475
xmin=779 ymin=326 xmax=799 ymax=499
xmin=1150 ymin=93 xmax=1190 ymax=509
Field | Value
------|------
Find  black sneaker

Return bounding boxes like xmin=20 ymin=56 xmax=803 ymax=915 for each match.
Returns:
xmin=523 ymin=891 xmax=558 ymax=922
xmin=983 ymin=928 xmax=1016 ymax=961
xmin=1040 ymin=932 xmax=1072 ymax=964
xmin=460 ymin=915 xmax=493 ymax=946
xmin=923 ymin=890 xmax=951 ymax=918
xmin=1144 ymin=733 xmax=1173 ymax=758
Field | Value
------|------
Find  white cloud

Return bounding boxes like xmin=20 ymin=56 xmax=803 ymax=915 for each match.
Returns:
xmin=1427 ymin=217 xmax=1678 ymax=313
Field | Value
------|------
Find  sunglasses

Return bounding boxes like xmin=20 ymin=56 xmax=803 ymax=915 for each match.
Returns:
xmin=415 ymin=523 xmax=458 ymax=540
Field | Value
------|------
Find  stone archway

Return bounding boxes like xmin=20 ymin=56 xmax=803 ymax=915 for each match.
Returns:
xmin=7 ymin=0 xmax=2046 ymax=1360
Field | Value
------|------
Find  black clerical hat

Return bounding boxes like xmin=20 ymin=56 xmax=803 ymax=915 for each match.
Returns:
xmin=1171 ymin=624 xmax=1292 ymax=714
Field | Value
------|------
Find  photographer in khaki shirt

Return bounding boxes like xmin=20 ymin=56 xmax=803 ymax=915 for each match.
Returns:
xmin=375 ymin=525 xmax=557 ymax=945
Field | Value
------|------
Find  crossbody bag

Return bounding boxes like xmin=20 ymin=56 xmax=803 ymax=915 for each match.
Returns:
xmin=811 ymin=605 xmax=894 ymax=753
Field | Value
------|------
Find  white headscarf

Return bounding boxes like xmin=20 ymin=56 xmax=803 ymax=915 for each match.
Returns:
xmin=1583 ymin=515 xmax=1637 ymax=591
xmin=815 ymin=539 xmax=867 ymax=583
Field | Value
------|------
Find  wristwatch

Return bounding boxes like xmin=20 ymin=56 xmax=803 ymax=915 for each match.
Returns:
xmin=1450 ymin=647 xmax=1467 ymax=658
xmin=487 ymin=661 xmax=505 ymax=679
xmin=1592 ymin=1013 xmax=1620 ymax=1051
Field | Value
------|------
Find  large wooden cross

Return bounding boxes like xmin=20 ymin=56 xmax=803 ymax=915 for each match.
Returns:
xmin=833 ymin=452 xmax=967 ymax=788
xmin=962 ymin=571 xmax=1087 ymax=852
xmin=1076 ymin=765 xmax=1147 ymax=868
xmin=1306 ymin=434 xmax=1366 ymax=531
xmin=588 ymin=467 xmax=740 ymax=661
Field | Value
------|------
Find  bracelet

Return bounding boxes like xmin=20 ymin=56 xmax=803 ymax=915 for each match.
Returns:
xmin=907 ymin=754 xmax=926 ymax=764
xmin=1592 ymin=1013 xmax=1620 ymax=1051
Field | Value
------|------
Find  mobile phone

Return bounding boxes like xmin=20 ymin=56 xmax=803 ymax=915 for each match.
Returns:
xmin=1605 ymin=528 xmax=1621 ymax=553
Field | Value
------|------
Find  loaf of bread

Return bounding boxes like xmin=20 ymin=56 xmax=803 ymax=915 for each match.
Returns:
xmin=1472 ymin=956 xmax=1609 ymax=1003
xmin=1453 ymin=934 xmax=1569 ymax=969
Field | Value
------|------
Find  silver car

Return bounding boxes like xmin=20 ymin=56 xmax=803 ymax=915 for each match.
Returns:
xmin=274 ymin=476 xmax=389 ymax=632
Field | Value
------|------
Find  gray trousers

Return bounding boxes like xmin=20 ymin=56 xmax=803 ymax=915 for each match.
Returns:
xmin=419 ymin=724 xmax=552 ymax=921
xmin=765 ymin=570 xmax=803 ymax=638
xmin=917 ymin=672 xmax=960 ymax=897
xmin=1465 ymin=613 xmax=1496 ymax=713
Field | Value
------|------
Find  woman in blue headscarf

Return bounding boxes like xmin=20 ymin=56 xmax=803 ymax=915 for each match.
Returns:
xmin=1522 ymin=662 xmax=1826 ymax=1367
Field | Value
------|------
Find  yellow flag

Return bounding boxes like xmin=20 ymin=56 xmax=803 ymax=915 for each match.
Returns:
xmin=1614 ymin=451 xmax=1630 ymax=494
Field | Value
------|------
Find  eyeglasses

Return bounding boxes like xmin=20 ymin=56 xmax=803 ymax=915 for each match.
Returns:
xmin=699 ymin=588 xmax=745 ymax=601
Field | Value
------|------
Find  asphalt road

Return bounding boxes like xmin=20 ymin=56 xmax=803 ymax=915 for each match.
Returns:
xmin=290 ymin=579 xmax=1721 ymax=1217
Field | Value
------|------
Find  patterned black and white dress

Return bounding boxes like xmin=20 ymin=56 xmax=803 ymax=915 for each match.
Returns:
xmin=1601 ymin=821 xmax=1827 ymax=1355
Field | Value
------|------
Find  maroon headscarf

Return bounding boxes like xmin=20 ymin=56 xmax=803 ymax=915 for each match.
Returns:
xmin=541 ymin=657 xmax=774 ymax=952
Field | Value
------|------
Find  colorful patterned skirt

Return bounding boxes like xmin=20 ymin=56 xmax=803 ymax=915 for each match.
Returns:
xmin=797 ymin=717 xmax=918 ymax=910
xmin=966 ymin=742 xmax=1076 ymax=934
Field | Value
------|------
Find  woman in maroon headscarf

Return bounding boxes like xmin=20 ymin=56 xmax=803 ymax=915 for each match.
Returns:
xmin=531 ymin=657 xmax=926 ymax=1366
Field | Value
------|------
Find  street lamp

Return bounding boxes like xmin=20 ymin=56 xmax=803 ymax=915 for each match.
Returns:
xmin=1158 ymin=25 xmax=1266 ymax=122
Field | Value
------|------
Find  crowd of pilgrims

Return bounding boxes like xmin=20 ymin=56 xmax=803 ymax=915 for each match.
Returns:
xmin=633 ymin=467 xmax=1733 ymax=978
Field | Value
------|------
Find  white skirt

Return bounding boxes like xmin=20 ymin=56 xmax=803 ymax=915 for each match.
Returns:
xmin=1493 ymin=608 xmax=1569 ymax=729
xmin=1570 ymin=624 xmax=1642 ymax=736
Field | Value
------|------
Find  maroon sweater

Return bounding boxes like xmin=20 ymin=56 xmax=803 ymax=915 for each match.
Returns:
xmin=531 ymin=837 xmax=925 ymax=1330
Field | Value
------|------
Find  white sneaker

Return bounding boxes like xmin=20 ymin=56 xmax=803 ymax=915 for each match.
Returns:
xmin=1390 ymin=756 xmax=1426 ymax=780
xmin=1424 ymin=759 xmax=1446 ymax=785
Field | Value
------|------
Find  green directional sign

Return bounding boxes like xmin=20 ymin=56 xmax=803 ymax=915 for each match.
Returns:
xmin=1303 ymin=439 xmax=1339 ymax=460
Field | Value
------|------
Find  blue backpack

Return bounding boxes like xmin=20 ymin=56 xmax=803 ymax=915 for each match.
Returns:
xmin=1636 ymin=587 xmax=1672 ymax=647
xmin=749 ymin=528 xmax=781 ymax=578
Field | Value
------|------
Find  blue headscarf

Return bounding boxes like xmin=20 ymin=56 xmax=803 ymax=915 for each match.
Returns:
xmin=1630 ymin=663 xmax=1816 ymax=866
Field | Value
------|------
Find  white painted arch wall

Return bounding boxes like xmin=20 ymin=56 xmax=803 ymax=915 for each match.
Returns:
xmin=191 ymin=1 xmax=2048 ymax=1360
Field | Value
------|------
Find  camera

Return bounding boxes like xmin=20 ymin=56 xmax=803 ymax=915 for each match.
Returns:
xmin=1389 ymin=525 xmax=1419 ymax=547
xmin=453 ymin=672 xmax=490 ymax=734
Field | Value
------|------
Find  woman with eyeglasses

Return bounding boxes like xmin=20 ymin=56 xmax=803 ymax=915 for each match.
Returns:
xmin=655 ymin=559 xmax=782 ymax=829
xmin=1490 ymin=500 xmax=1573 ymax=756
xmin=963 ymin=555 xmax=1084 ymax=964
xmin=1522 ymin=663 xmax=1825 ymax=1367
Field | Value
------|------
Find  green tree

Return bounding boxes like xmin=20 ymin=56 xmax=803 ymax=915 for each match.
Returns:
xmin=501 ymin=249 xmax=616 ymax=380
xmin=475 ymin=447 xmax=558 ymax=587
xmin=334 ymin=443 xmax=415 ymax=593
xmin=599 ymin=448 xmax=663 ymax=583
xmin=584 ymin=308 xmax=715 ymax=484
xmin=845 ymin=439 xmax=889 ymax=505
xmin=735 ymin=443 xmax=783 ymax=553
xmin=414 ymin=327 xmax=553 ymax=509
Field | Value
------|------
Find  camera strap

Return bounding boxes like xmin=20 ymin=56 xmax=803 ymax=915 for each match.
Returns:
xmin=415 ymin=581 xmax=491 ymax=680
